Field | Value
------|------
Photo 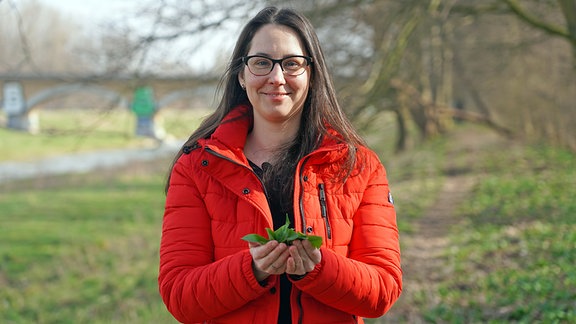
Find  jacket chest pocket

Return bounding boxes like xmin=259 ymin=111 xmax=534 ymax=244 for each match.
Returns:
xmin=306 ymin=183 xmax=355 ymax=250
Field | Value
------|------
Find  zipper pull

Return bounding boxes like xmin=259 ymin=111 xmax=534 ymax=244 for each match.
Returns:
xmin=319 ymin=183 xmax=327 ymax=217
xmin=318 ymin=183 xmax=331 ymax=239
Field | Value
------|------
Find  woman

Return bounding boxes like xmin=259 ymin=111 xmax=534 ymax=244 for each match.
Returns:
xmin=159 ymin=6 xmax=402 ymax=324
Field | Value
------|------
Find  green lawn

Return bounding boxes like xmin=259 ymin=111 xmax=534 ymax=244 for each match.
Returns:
xmin=0 ymin=108 xmax=211 ymax=162
xmin=0 ymin=169 xmax=178 ymax=323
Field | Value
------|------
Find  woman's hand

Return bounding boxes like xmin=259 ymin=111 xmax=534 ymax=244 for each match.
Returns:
xmin=285 ymin=239 xmax=322 ymax=276
xmin=248 ymin=240 xmax=290 ymax=281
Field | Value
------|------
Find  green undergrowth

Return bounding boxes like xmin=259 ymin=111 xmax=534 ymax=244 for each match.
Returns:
xmin=426 ymin=143 xmax=576 ymax=322
xmin=387 ymin=136 xmax=447 ymax=233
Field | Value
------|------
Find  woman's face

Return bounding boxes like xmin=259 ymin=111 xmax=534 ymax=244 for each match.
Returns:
xmin=239 ymin=24 xmax=311 ymax=126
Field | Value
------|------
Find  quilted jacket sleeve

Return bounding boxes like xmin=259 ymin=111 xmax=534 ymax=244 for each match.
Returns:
xmin=292 ymin=150 xmax=402 ymax=317
xmin=158 ymin=154 xmax=271 ymax=323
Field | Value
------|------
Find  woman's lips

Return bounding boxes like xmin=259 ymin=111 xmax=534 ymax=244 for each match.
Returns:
xmin=263 ymin=91 xmax=290 ymax=101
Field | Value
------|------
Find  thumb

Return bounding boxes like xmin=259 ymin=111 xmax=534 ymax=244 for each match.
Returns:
xmin=248 ymin=241 xmax=261 ymax=248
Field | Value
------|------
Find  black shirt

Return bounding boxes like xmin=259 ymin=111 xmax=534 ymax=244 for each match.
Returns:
xmin=249 ymin=160 xmax=293 ymax=324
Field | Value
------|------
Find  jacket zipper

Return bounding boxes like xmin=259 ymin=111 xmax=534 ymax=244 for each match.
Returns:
xmin=295 ymin=156 xmax=313 ymax=324
xmin=297 ymin=156 xmax=312 ymax=233
xmin=318 ymin=183 xmax=332 ymax=239
xmin=296 ymin=290 xmax=304 ymax=324
xmin=205 ymin=147 xmax=271 ymax=206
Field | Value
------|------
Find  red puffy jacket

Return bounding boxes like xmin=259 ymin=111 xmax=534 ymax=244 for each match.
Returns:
xmin=159 ymin=105 xmax=402 ymax=323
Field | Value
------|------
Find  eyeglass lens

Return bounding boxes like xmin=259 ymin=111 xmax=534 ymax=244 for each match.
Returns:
xmin=245 ymin=56 xmax=310 ymax=76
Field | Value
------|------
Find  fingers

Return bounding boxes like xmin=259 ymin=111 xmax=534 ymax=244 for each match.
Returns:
xmin=249 ymin=240 xmax=289 ymax=275
xmin=250 ymin=239 xmax=322 ymax=277
xmin=268 ymin=261 xmax=286 ymax=273
xmin=248 ymin=240 xmax=277 ymax=258
xmin=286 ymin=240 xmax=322 ymax=275
xmin=300 ymin=239 xmax=322 ymax=264
xmin=286 ymin=246 xmax=304 ymax=275
xmin=265 ymin=243 xmax=290 ymax=274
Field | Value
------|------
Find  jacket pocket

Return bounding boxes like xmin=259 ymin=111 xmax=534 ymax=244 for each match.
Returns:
xmin=318 ymin=183 xmax=332 ymax=240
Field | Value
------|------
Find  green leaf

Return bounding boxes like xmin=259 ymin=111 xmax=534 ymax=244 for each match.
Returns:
xmin=273 ymin=215 xmax=291 ymax=242
xmin=275 ymin=227 xmax=289 ymax=242
xmin=285 ymin=230 xmax=300 ymax=243
xmin=306 ymin=235 xmax=323 ymax=249
xmin=242 ymin=215 xmax=322 ymax=249
xmin=241 ymin=233 xmax=269 ymax=245
xmin=265 ymin=228 xmax=276 ymax=240
xmin=296 ymin=232 xmax=308 ymax=240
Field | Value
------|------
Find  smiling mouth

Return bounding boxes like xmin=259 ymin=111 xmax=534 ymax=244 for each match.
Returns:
xmin=264 ymin=92 xmax=290 ymax=96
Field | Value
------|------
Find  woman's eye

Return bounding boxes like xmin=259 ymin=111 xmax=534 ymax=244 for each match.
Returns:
xmin=253 ymin=59 xmax=271 ymax=68
xmin=284 ymin=60 xmax=300 ymax=68
xmin=284 ymin=58 xmax=306 ymax=70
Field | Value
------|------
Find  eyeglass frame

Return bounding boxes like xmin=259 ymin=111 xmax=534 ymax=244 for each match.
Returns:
xmin=241 ymin=55 xmax=313 ymax=76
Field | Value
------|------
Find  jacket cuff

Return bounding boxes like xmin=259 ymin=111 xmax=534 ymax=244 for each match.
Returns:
xmin=289 ymin=247 xmax=328 ymax=287
xmin=288 ymin=273 xmax=307 ymax=281
xmin=241 ymin=250 xmax=275 ymax=291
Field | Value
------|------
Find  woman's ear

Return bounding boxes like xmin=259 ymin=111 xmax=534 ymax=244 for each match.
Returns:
xmin=238 ymin=73 xmax=245 ymax=90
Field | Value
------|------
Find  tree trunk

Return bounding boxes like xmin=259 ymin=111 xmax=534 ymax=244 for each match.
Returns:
xmin=394 ymin=106 xmax=408 ymax=152
xmin=558 ymin=0 xmax=576 ymax=67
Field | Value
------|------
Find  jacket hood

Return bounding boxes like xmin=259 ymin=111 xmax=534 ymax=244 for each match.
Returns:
xmin=205 ymin=104 xmax=253 ymax=164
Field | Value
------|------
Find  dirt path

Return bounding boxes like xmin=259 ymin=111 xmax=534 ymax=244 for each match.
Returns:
xmin=379 ymin=128 xmax=505 ymax=323
xmin=381 ymin=174 xmax=477 ymax=323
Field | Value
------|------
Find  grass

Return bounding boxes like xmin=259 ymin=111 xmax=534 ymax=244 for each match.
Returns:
xmin=0 ymin=168 xmax=178 ymax=324
xmin=0 ymin=108 xmax=212 ymax=162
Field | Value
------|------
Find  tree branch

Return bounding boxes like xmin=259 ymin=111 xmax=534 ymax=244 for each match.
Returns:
xmin=502 ymin=0 xmax=573 ymax=43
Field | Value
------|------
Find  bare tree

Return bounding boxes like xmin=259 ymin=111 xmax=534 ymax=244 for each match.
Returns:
xmin=502 ymin=0 xmax=576 ymax=67
xmin=0 ymin=0 xmax=89 ymax=73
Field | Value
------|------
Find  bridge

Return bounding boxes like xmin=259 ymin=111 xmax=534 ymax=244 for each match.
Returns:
xmin=0 ymin=73 xmax=219 ymax=138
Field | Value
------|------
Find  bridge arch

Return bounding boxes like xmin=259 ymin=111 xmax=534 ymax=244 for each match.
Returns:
xmin=26 ymin=84 xmax=129 ymax=111
xmin=157 ymin=85 xmax=216 ymax=111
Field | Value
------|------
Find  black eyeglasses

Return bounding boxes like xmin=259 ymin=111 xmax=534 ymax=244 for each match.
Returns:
xmin=242 ymin=55 xmax=313 ymax=76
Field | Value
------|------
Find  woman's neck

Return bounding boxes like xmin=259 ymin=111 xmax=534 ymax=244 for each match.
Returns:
xmin=244 ymin=120 xmax=299 ymax=166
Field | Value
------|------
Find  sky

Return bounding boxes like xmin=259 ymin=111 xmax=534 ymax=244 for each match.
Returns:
xmin=35 ymin=0 xmax=233 ymax=73
xmin=37 ymin=0 xmax=139 ymax=27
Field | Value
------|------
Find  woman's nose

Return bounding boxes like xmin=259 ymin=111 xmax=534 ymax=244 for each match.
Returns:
xmin=267 ymin=63 xmax=286 ymax=84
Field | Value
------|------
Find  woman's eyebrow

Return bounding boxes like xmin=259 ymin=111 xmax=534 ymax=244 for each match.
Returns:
xmin=248 ymin=52 xmax=305 ymax=57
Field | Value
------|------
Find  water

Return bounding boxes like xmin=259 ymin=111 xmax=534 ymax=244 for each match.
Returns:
xmin=0 ymin=139 xmax=183 ymax=184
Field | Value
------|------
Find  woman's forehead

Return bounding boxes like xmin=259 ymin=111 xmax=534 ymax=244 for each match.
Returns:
xmin=248 ymin=24 xmax=306 ymax=56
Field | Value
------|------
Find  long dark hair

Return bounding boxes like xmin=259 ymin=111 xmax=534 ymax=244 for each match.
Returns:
xmin=165 ymin=7 xmax=366 ymax=194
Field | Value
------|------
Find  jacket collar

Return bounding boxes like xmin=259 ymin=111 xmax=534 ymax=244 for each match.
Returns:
xmin=204 ymin=104 xmax=350 ymax=165
xmin=204 ymin=105 xmax=253 ymax=164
